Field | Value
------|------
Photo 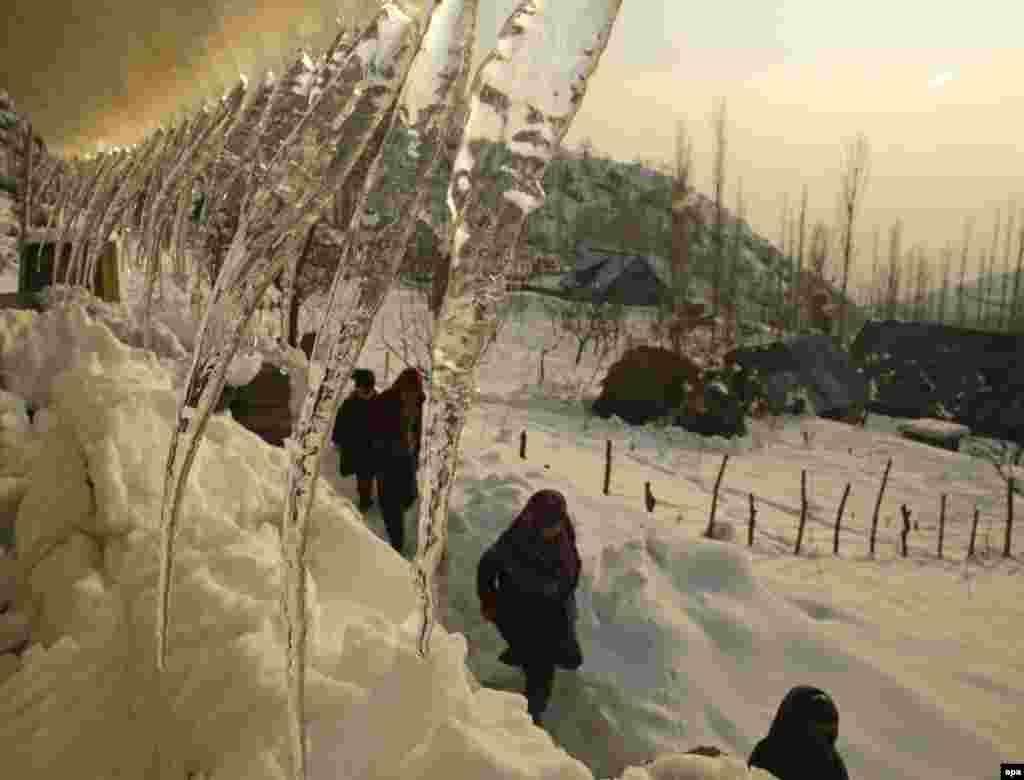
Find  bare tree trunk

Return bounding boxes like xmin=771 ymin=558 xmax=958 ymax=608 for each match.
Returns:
xmin=937 ymin=245 xmax=952 ymax=324
xmin=711 ymin=98 xmax=728 ymax=320
xmin=1011 ymin=220 xmax=1024 ymax=332
xmin=982 ymin=210 xmax=1001 ymax=329
xmin=779 ymin=193 xmax=789 ymax=326
xmin=1000 ymin=205 xmax=1016 ymax=331
xmin=670 ymin=119 xmax=694 ymax=316
xmin=870 ymin=225 xmax=880 ymax=317
xmin=728 ymin=178 xmax=744 ymax=321
xmin=957 ymin=219 xmax=972 ymax=327
xmin=837 ymin=134 xmax=870 ymax=342
xmin=976 ymin=250 xmax=987 ymax=329
xmin=886 ymin=220 xmax=902 ymax=319
xmin=795 ymin=185 xmax=808 ymax=330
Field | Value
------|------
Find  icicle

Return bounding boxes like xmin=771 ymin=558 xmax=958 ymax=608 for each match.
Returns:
xmin=140 ymin=88 xmax=246 ymax=348
xmin=275 ymin=5 xmax=465 ymax=779
xmin=412 ymin=0 xmax=624 ymax=659
xmin=51 ymin=154 xmax=108 ymax=288
xmin=68 ymin=149 xmax=130 ymax=288
xmin=153 ymin=3 xmax=424 ymax=696
xmin=81 ymin=131 xmax=169 ymax=289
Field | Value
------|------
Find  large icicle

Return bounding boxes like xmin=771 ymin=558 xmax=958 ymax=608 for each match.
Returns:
xmin=140 ymin=87 xmax=245 ymax=348
xmin=67 ymin=149 xmax=131 ymax=287
xmin=153 ymin=3 xmax=426 ymax=690
xmin=51 ymin=153 xmax=110 ymax=287
xmin=79 ymin=131 xmax=168 ymax=289
xmin=412 ymin=0 xmax=624 ymax=658
xmin=276 ymin=3 xmax=471 ymax=778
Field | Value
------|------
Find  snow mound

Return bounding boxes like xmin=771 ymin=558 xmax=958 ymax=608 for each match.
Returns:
xmin=0 ymin=304 xmax=593 ymax=779
xmin=440 ymin=463 xmax=1003 ymax=779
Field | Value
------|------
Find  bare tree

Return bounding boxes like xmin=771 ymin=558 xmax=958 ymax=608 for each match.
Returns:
xmin=886 ymin=220 xmax=903 ymax=319
xmin=937 ymin=244 xmax=953 ymax=324
xmin=976 ymin=250 xmax=988 ymax=329
xmin=726 ymin=178 xmax=745 ymax=341
xmin=1012 ymin=217 xmax=1024 ymax=331
xmin=794 ymin=185 xmax=808 ymax=329
xmin=670 ymin=118 xmax=694 ymax=301
xmin=710 ymin=98 xmax=728 ymax=319
xmin=548 ymin=294 xmax=625 ymax=366
xmin=981 ymin=210 xmax=1001 ymax=329
xmin=870 ymin=225 xmax=881 ymax=317
xmin=957 ymin=218 xmax=973 ymax=327
xmin=777 ymin=193 xmax=790 ymax=326
xmin=836 ymin=133 xmax=870 ymax=341
xmin=999 ymin=205 xmax=1016 ymax=331
xmin=911 ymin=246 xmax=930 ymax=321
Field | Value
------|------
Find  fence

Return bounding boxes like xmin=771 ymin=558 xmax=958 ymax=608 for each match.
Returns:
xmin=514 ymin=429 xmax=1017 ymax=560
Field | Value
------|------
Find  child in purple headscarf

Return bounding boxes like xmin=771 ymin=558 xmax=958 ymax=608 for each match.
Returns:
xmin=477 ymin=489 xmax=583 ymax=726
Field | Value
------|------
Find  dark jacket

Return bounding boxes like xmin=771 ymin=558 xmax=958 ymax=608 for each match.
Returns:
xmin=366 ymin=385 xmax=425 ymax=464
xmin=749 ymin=686 xmax=850 ymax=780
xmin=477 ymin=523 xmax=582 ymax=669
xmin=333 ymin=391 xmax=376 ymax=475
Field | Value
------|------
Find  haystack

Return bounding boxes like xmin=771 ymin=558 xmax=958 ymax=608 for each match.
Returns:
xmin=591 ymin=346 xmax=701 ymax=425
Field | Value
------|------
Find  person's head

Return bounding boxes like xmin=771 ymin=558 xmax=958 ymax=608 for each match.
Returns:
xmin=352 ymin=369 xmax=376 ymax=398
xmin=394 ymin=367 xmax=425 ymax=403
xmin=518 ymin=489 xmax=570 ymax=540
xmin=773 ymin=686 xmax=840 ymax=747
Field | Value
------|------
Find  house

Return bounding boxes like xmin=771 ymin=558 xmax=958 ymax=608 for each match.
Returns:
xmin=726 ymin=334 xmax=868 ymax=421
xmin=849 ymin=319 xmax=1024 ymax=441
xmin=559 ymin=243 xmax=671 ymax=306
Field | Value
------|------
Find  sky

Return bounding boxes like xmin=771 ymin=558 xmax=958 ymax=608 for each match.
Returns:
xmin=3 ymin=0 xmax=1023 ymax=288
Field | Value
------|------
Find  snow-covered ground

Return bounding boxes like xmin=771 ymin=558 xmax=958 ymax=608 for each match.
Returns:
xmin=0 ymin=264 xmax=1019 ymax=779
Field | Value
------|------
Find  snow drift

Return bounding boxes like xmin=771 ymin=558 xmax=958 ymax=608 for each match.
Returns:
xmin=0 ymin=304 xmax=593 ymax=779
xmin=0 ymin=294 xmax=1009 ymax=780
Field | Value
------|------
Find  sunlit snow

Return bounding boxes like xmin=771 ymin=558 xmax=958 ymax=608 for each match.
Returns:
xmin=0 ymin=262 xmax=1016 ymax=780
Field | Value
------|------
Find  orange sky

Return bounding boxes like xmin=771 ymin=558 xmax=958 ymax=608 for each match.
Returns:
xmin=3 ymin=0 xmax=1021 ymax=290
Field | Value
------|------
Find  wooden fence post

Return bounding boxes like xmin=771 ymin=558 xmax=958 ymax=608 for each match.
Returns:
xmin=938 ymin=494 xmax=947 ymax=559
xmin=869 ymin=457 xmax=893 ymax=558
xmin=748 ymin=493 xmax=757 ymax=546
xmin=519 ymin=430 xmax=527 ymax=459
xmin=602 ymin=440 xmax=612 ymax=496
xmin=1004 ymin=477 xmax=1015 ymax=558
xmin=900 ymin=504 xmax=912 ymax=558
xmin=704 ymin=454 xmax=730 ymax=539
xmin=968 ymin=506 xmax=979 ymax=558
xmin=644 ymin=482 xmax=656 ymax=513
xmin=833 ymin=483 xmax=851 ymax=556
xmin=795 ymin=469 xmax=808 ymax=555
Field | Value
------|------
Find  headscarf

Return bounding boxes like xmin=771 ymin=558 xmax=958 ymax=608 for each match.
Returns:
xmin=749 ymin=686 xmax=849 ymax=780
xmin=507 ymin=489 xmax=580 ymax=583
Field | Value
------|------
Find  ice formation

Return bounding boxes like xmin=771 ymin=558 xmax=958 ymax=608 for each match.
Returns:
xmin=413 ymin=0 xmax=625 ymax=658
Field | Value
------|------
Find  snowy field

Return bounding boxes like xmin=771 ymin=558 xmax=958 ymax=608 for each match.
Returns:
xmin=0 ymin=264 xmax=1019 ymax=780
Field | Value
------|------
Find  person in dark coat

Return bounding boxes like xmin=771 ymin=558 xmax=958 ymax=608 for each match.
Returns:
xmin=477 ymin=489 xmax=583 ymax=726
xmin=365 ymin=367 xmax=425 ymax=555
xmin=332 ymin=369 xmax=378 ymax=511
xmin=748 ymin=686 xmax=850 ymax=780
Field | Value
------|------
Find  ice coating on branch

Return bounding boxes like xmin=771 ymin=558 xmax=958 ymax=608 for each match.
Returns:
xmin=412 ymin=0 xmax=623 ymax=658
xmin=274 ymin=8 xmax=448 ymax=780
xmin=150 ymin=12 xmax=427 ymax=780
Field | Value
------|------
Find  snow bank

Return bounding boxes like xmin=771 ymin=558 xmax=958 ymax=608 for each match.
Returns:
xmin=0 ymin=304 xmax=594 ymax=779
xmin=438 ymin=451 xmax=1004 ymax=779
